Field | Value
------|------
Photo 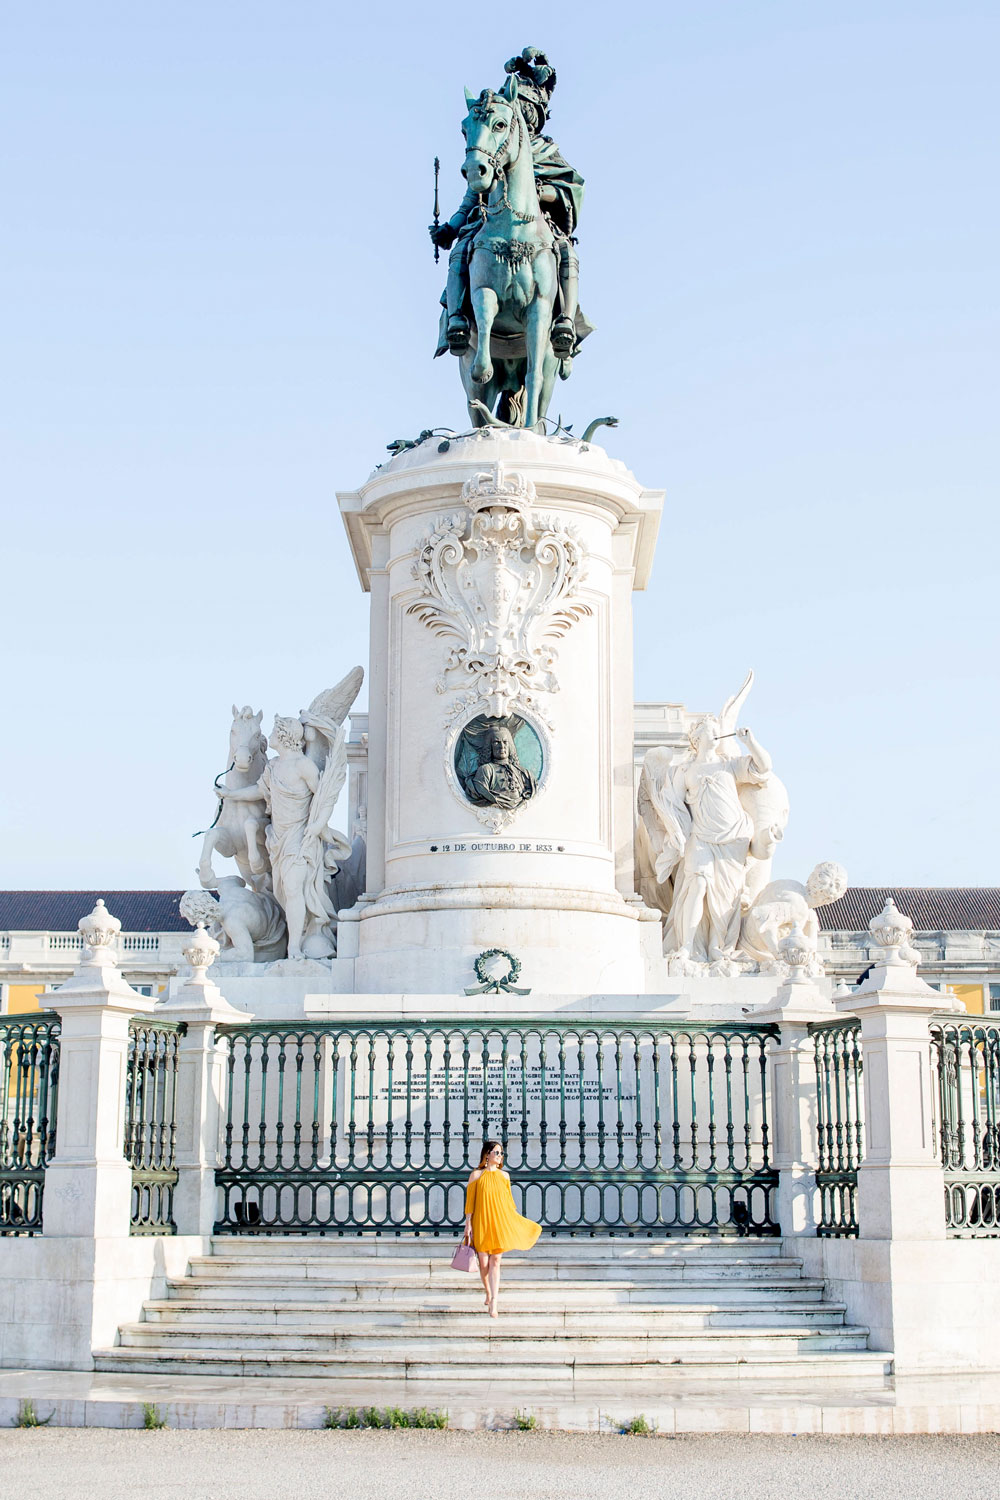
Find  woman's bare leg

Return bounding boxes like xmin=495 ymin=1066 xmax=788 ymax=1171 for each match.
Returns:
xmin=477 ymin=1250 xmax=491 ymax=1308
xmin=487 ymin=1253 xmax=502 ymax=1317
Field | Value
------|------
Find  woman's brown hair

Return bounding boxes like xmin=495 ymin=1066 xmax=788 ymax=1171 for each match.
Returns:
xmin=477 ymin=1139 xmax=503 ymax=1169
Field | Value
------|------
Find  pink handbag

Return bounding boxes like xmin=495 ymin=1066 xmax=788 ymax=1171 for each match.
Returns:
xmin=450 ymin=1241 xmax=477 ymax=1272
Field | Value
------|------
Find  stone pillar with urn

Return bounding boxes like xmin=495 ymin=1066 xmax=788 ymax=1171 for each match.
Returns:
xmin=755 ymin=927 xmax=837 ymax=1238
xmin=43 ymin=900 xmax=156 ymax=1239
xmin=156 ymin=921 xmax=245 ymax=1237
xmin=840 ymin=898 xmax=958 ymax=1243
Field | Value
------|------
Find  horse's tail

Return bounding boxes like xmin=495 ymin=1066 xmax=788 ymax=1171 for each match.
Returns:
xmin=499 ymin=388 xmax=524 ymax=426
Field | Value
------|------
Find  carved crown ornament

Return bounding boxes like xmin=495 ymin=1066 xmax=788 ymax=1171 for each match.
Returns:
xmin=406 ymin=463 xmax=592 ymax=723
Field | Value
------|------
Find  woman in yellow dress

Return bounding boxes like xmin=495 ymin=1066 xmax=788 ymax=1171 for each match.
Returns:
xmin=463 ymin=1140 xmax=541 ymax=1318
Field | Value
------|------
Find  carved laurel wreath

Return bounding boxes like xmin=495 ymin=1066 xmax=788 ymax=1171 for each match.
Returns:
xmin=476 ymin=948 xmax=520 ymax=988
xmin=465 ymin=947 xmax=530 ymax=996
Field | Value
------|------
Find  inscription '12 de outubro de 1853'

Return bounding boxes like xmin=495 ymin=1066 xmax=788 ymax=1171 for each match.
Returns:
xmin=429 ymin=46 xmax=592 ymax=432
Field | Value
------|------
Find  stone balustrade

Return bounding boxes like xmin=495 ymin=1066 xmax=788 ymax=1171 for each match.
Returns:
xmin=2 ymin=897 xmax=1000 ymax=1375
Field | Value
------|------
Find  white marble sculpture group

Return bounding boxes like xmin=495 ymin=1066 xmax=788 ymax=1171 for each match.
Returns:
xmin=636 ymin=671 xmax=846 ymax=976
xmin=188 ymin=667 xmax=365 ymax=963
xmin=181 ymin=440 xmax=845 ymax=993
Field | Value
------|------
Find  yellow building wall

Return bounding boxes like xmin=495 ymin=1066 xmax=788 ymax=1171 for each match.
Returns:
xmin=952 ymin=983 xmax=984 ymax=1015
xmin=4 ymin=984 xmax=45 ymax=1014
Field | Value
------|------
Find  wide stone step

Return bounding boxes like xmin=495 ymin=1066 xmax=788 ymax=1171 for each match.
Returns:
xmin=166 ymin=1275 xmax=827 ymax=1306
xmin=95 ymin=1345 xmax=892 ymax=1385
xmin=208 ymin=1236 xmax=786 ymax=1262
xmin=116 ymin=1322 xmax=870 ymax=1358
xmin=186 ymin=1256 xmax=806 ymax=1284
xmin=141 ymin=1298 xmax=848 ymax=1331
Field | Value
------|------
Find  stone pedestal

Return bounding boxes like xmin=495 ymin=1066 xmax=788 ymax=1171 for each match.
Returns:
xmin=156 ymin=924 xmax=244 ymax=1236
xmin=756 ymin=975 xmax=835 ymax=1237
xmin=43 ymin=904 xmax=155 ymax=1239
xmin=838 ymin=959 xmax=953 ymax=1242
xmin=0 ymin=902 xmax=204 ymax=1371
xmin=337 ymin=429 xmax=663 ymax=994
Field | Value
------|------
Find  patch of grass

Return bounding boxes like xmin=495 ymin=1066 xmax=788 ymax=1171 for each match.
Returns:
xmin=411 ymin=1407 xmax=448 ymax=1430
xmin=14 ymin=1400 xmax=52 ymax=1428
xmin=513 ymin=1409 xmax=538 ymax=1431
xmin=621 ymin=1414 xmax=656 ymax=1436
xmin=141 ymin=1403 xmax=167 ymax=1430
xmin=323 ymin=1405 xmax=449 ymax=1431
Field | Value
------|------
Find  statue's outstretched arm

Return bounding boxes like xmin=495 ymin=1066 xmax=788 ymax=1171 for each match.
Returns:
xmin=217 ymin=778 xmax=266 ymax=803
xmin=736 ymin=726 xmax=772 ymax=775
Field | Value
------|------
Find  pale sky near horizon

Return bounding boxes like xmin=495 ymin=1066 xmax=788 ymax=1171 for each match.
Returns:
xmin=1 ymin=1 xmax=997 ymax=891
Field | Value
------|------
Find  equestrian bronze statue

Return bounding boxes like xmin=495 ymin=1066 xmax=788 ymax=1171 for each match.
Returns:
xmin=429 ymin=47 xmax=591 ymax=430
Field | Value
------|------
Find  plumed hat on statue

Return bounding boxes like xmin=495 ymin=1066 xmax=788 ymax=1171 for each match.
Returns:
xmin=503 ymin=46 xmax=557 ymax=131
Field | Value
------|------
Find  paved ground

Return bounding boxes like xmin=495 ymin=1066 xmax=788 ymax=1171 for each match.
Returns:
xmin=1 ymin=1429 xmax=1000 ymax=1500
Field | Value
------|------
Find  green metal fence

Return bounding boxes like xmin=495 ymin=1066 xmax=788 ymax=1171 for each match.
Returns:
xmin=810 ymin=1019 xmax=863 ymax=1237
xmin=213 ymin=1018 xmax=779 ymax=1237
xmin=125 ymin=1018 xmax=185 ymax=1235
xmin=0 ymin=1012 xmax=61 ymax=1235
xmin=933 ymin=1017 xmax=1000 ymax=1237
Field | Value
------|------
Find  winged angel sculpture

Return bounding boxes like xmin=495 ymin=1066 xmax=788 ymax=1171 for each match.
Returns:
xmin=636 ymin=672 xmax=789 ymax=972
xmin=215 ymin=667 xmax=364 ymax=960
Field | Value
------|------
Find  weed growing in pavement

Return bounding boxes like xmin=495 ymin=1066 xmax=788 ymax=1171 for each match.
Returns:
xmin=14 ymin=1400 xmax=52 ymax=1428
xmin=513 ymin=1410 xmax=538 ymax=1431
xmin=141 ymin=1403 xmax=167 ymax=1429
xmin=412 ymin=1408 xmax=448 ymax=1429
xmin=323 ymin=1406 xmax=449 ymax=1430
xmin=621 ymin=1414 xmax=656 ymax=1436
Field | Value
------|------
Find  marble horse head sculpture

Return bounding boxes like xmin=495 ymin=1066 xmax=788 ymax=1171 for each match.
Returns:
xmin=197 ymin=706 xmax=270 ymax=894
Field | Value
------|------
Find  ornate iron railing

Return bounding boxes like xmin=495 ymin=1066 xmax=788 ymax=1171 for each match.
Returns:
xmin=932 ymin=1017 xmax=1000 ymax=1237
xmin=213 ymin=1019 xmax=779 ymax=1236
xmin=125 ymin=1018 xmax=185 ymax=1234
xmin=0 ymin=1012 xmax=61 ymax=1235
xmin=810 ymin=1019 xmax=863 ymax=1237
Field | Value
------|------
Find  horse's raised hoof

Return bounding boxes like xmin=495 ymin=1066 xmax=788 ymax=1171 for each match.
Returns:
xmin=471 ymin=361 xmax=494 ymax=385
xmin=551 ymin=316 xmax=576 ymax=357
xmin=446 ymin=315 xmax=470 ymax=354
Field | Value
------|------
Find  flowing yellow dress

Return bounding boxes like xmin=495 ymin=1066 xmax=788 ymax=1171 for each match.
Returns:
xmin=465 ymin=1169 xmax=542 ymax=1254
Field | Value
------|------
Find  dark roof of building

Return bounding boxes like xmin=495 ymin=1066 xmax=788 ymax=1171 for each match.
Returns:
xmin=818 ymin=888 xmax=1000 ymax=933
xmin=2 ymin=887 xmax=999 ymax=937
xmin=0 ymin=892 xmax=189 ymax=933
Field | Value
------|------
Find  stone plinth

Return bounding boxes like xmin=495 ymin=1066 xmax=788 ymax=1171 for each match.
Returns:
xmin=337 ymin=429 xmax=663 ymax=995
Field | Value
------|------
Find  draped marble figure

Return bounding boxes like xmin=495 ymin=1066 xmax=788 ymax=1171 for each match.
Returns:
xmin=636 ymin=673 xmax=788 ymax=969
xmin=215 ymin=668 xmax=363 ymax=960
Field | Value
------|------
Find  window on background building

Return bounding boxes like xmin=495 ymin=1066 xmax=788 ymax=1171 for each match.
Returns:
xmin=989 ymin=984 xmax=1000 ymax=1013
xmin=133 ymin=986 xmax=153 ymax=998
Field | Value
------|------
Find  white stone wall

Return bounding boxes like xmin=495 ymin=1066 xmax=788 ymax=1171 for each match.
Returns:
xmin=0 ymin=1237 xmax=204 ymax=1370
xmin=797 ymin=1238 xmax=1000 ymax=1374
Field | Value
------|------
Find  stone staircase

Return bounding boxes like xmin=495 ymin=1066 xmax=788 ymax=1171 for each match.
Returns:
xmin=94 ymin=1237 xmax=891 ymax=1387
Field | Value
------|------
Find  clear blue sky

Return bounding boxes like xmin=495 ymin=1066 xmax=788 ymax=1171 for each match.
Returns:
xmin=2 ymin=2 xmax=997 ymax=890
